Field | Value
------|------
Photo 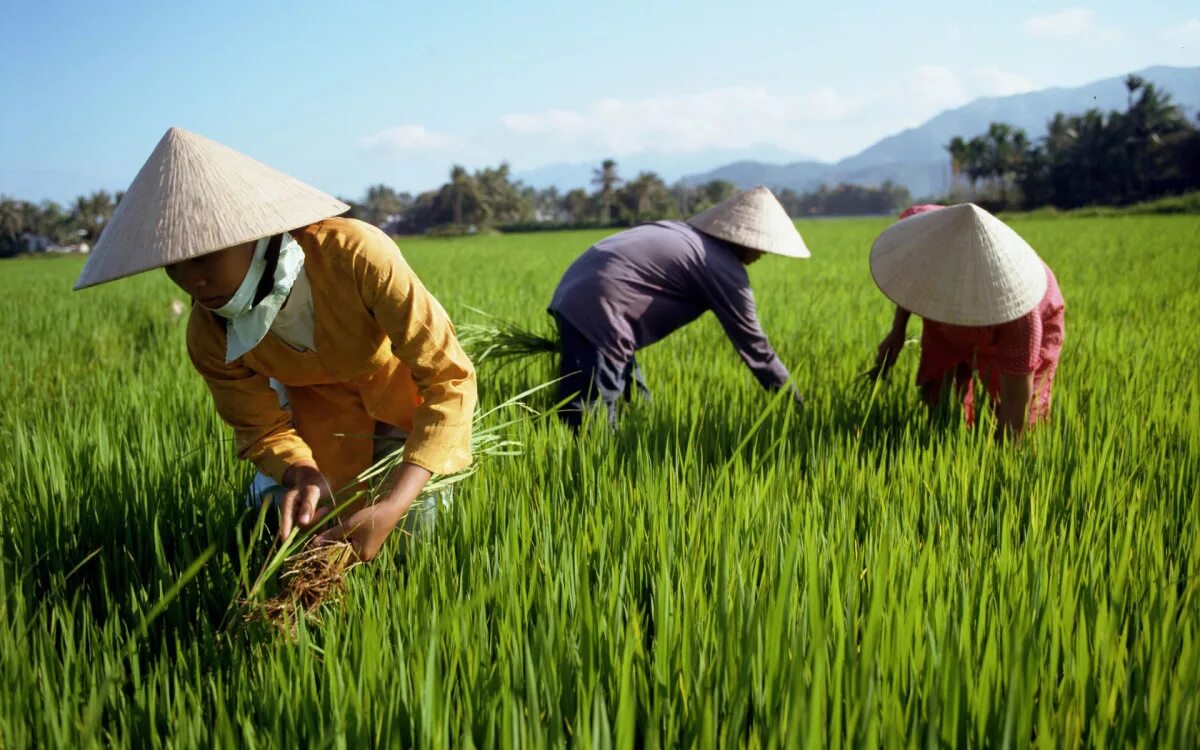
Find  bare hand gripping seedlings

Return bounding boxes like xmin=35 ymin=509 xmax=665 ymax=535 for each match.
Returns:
xmin=236 ymin=383 xmax=545 ymax=638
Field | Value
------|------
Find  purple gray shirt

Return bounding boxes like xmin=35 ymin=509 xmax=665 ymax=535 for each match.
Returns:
xmin=549 ymin=220 xmax=792 ymax=391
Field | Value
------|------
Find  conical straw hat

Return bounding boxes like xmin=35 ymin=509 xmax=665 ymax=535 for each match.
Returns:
xmin=869 ymin=203 xmax=1047 ymax=326
xmin=74 ymin=127 xmax=349 ymax=289
xmin=687 ymin=185 xmax=809 ymax=258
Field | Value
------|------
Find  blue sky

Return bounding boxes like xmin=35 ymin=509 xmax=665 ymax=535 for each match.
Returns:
xmin=2 ymin=1 xmax=1197 ymax=203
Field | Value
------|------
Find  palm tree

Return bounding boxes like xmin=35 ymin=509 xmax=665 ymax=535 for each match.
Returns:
xmin=0 ymin=197 xmax=25 ymax=256
xmin=981 ymin=123 xmax=1026 ymax=206
xmin=947 ymin=136 xmax=967 ymax=190
xmin=963 ymin=137 xmax=988 ymax=194
xmin=622 ymin=172 xmax=653 ymax=221
xmin=449 ymin=166 xmax=472 ymax=225
xmin=1124 ymin=74 xmax=1145 ymax=112
xmin=363 ymin=184 xmax=405 ymax=227
xmin=619 ymin=172 xmax=673 ymax=223
xmin=562 ymin=189 xmax=590 ymax=223
xmin=71 ymin=190 xmax=114 ymax=241
xmin=591 ymin=159 xmax=621 ymax=223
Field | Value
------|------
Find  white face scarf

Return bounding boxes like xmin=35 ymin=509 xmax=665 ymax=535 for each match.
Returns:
xmin=207 ymin=232 xmax=305 ymax=363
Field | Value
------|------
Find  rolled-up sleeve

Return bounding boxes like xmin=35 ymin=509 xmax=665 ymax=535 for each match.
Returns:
xmin=186 ymin=311 xmax=313 ymax=482
xmin=352 ymin=226 xmax=477 ymax=475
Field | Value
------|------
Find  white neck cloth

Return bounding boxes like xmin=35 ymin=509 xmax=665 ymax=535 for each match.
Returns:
xmin=207 ymin=232 xmax=305 ymax=362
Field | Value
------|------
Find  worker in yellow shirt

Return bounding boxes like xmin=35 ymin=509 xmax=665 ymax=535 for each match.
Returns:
xmin=74 ymin=127 xmax=476 ymax=561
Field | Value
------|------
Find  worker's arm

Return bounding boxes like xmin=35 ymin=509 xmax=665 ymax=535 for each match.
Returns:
xmin=994 ymin=309 xmax=1043 ymax=442
xmin=186 ymin=309 xmax=328 ymax=539
xmin=695 ymin=258 xmax=802 ymax=406
xmin=315 ymin=222 xmax=476 ymax=560
xmin=997 ymin=371 xmax=1035 ymax=441
xmin=875 ymin=306 xmax=911 ymax=375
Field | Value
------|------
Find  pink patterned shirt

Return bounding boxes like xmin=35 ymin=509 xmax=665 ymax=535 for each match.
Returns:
xmin=916 ymin=264 xmax=1065 ymax=424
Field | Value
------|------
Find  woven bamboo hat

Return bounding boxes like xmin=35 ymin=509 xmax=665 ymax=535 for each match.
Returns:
xmin=687 ymin=185 xmax=809 ymax=258
xmin=74 ymin=127 xmax=349 ymax=289
xmin=869 ymin=203 xmax=1047 ymax=326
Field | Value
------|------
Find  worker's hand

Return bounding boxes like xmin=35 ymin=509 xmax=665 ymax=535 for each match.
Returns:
xmin=314 ymin=461 xmax=433 ymax=562
xmin=314 ymin=501 xmax=404 ymax=562
xmin=279 ymin=462 xmax=333 ymax=542
xmin=874 ymin=328 xmax=907 ymax=376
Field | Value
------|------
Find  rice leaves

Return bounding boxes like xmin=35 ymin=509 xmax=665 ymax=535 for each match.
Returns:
xmin=1 ymin=218 xmax=1197 ymax=746
xmin=457 ymin=306 xmax=559 ymax=367
xmin=236 ymin=382 xmax=551 ymax=637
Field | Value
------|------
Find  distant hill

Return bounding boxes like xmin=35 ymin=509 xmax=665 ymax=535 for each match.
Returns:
xmin=680 ymin=65 xmax=1200 ymax=198
xmin=515 ymin=145 xmax=813 ymax=191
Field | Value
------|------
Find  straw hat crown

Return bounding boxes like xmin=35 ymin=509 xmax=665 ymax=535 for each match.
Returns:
xmin=74 ymin=127 xmax=349 ymax=289
xmin=869 ymin=203 xmax=1047 ymax=326
xmin=687 ymin=185 xmax=809 ymax=258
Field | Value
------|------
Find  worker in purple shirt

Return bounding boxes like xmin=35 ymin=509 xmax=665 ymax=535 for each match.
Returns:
xmin=548 ymin=186 xmax=810 ymax=428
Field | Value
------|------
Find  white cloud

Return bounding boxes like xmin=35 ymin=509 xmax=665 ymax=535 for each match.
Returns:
xmin=909 ymin=65 xmax=969 ymax=113
xmin=355 ymin=65 xmax=1043 ymax=181
xmin=360 ymin=125 xmax=457 ymax=152
xmin=975 ymin=65 xmax=1038 ymax=96
xmin=1163 ymin=18 xmax=1200 ymax=44
xmin=1025 ymin=7 xmax=1094 ymax=36
xmin=1024 ymin=7 xmax=1119 ymax=40
xmin=497 ymin=86 xmax=861 ymax=155
xmin=904 ymin=65 xmax=1038 ymax=116
xmin=501 ymin=109 xmax=588 ymax=136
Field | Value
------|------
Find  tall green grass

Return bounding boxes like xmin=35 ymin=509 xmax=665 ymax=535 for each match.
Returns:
xmin=0 ymin=216 xmax=1197 ymax=746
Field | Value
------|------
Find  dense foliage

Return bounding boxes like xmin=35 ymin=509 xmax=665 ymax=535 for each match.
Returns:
xmin=0 ymin=190 xmax=118 ymax=257
xmin=948 ymin=77 xmax=1200 ymax=210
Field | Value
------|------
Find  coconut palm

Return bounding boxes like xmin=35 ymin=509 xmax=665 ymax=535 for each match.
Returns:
xmin=362 ymin=184 xmax=407 ymax=227
xmin=591 ymin=159 xmax=621 ymax=223
xmin=71 ymin=190 xmax=114 ymax=241
xmin=561 ymin=189 xmax=590 ymax=223
xmin=0 ymin=197 xmax=25 ymax=256
xmin=618 ymin=172 xmax=674 ymax=223
xmin=1124 ymin=74 xmax=1145 ymax=111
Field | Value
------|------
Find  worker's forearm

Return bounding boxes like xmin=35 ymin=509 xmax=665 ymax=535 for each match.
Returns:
xmin=381 ymin=462 xmax=434 ymax=517
xmin=997 ymin=402 xmax=1027 ymax=439
xmin=997 ymin=374 xmax=1034 ymax=441
xmin=889 ymin=306 xmax=911 ymax=335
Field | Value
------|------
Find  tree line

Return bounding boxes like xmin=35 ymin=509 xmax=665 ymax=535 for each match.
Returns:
xmin=947 ymin=75 xmax=1200 ymax=210
xmin=0 ymin=191 xmax=119 ymax=257
xmin=0 ymin=167 xmax=914 ymax=257
xmin=340 ymin=159 xmax=911 ymax=235
xmin=341 ymin=160 xmax=735 ymax=234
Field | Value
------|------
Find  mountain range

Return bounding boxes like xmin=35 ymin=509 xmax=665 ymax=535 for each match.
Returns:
xmin=517 ymin=66 xmax=1199 ymax=199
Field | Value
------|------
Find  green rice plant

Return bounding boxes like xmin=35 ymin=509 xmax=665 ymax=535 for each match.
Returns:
xmin=457 ymin=306 xmax=559 ymax=368
xmin=0 ymin=217 xmax=1196 ymax=747
xmin=235 ymin=381 xmax=553 ymax=635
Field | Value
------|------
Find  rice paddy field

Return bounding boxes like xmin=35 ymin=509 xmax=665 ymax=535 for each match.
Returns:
xmin=1 ymin=214 xmax=1198 ymax=747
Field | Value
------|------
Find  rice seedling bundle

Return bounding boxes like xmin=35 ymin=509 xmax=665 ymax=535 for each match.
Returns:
xmin=457 ymin=307 xmax=559 ymax=367
xmin=237 ymin=384 xmax=542 ymax=636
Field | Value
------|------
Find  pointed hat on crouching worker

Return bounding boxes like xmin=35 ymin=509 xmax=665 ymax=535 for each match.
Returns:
xmin=74 ymin=127 xmax=349 ymax=290
xmin=687 ymin=185 xmax=809 ymax=258
xmin=869 ymin=203 xmax=1047 ymax=326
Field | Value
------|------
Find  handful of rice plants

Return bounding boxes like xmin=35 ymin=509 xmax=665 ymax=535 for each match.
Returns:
xmin=235 ymin=383 xmax=546 ymax=638
xmin=456 ymin=307 xmax=559 ymax=368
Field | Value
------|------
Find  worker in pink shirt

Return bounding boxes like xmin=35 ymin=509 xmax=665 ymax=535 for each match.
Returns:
xmin=872 ymin=203 xmax=1065 ymax=439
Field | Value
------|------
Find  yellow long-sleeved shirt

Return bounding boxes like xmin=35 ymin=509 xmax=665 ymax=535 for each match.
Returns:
xmin=186 ymin=217 xmax=476 ymax=490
